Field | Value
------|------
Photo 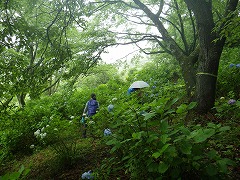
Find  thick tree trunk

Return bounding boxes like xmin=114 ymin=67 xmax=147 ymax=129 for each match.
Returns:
xmin=184 ymin=0 xmax=239 ymax=113
xmin=196 ymin=46 xmax=223 ymax=113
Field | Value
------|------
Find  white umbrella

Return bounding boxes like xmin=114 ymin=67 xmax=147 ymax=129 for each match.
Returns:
xmin=129 ymin=81 xmax=150 ymax=89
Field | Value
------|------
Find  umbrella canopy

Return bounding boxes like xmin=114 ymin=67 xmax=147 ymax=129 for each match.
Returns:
xmin=129 ymin=81 xmax=150 ymax=89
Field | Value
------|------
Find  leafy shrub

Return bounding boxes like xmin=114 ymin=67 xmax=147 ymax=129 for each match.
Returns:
xmin=33 ymin=117 xmax=82 ymax=168
xmin=100 ymin=97 xmax=236 ymax=179
xmin=0 ymin=112 xmax=36 ymax=163
xmin=217 ymin=48 xmax=240 ymax=98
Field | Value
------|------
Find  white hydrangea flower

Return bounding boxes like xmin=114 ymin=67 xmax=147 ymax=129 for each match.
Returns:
xmin=34 ymin=129 xmax=40 ymax=137
xmin=40 ymin=132 xmax=47 ymax=139
xmin=88 ymin=120 xmax=95 ymax=125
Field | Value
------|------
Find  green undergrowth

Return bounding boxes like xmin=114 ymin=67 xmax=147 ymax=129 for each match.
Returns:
xmin=0 ymin=138 xmax=114 ymax=180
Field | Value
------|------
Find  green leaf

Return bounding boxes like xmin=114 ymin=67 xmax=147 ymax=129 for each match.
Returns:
xmin=207 ymin=122 xmax=217 ymax=128
xmin=110 ymin=142 xmax=121 ymax=153
xmin=143 ymin=112 xmax=156 ymax=120
xmin=187 ymin=102 xmax=197 ymax=110
xmin=165 ymin=98 xmax=179 ymax=109
xmin=206 ymin=164 xmax=218 ymax=176
xmin=152 ymin=144 xmax=170 ymax=159
xmin=193 ymin=128 xmax=215 ymax=143
xmin=217 ymin=158 xmax=236 ymax=173
xmin=176 ymin=104 xmax=188 ymax=114
xmin=161 ymin=134 xmax=169 ymax=144
xmin=18 ymin=165 xmax=25 ymax=174
xmin=163 ymin=109 xmax=175 ymax=116
xmin=180 ymin=126 xmax=190 ymax=135
xmin=219 ymin=126 xmax=230 ymax=131
xmin=159 ymin=144 xmax=170 ymax=154
xmin=106 ymin=139 xmax=118 ymax=145
xmin=180 ymin=141 xmax=192 ymax=154
xmin=152 ymin=152 xmax=161 ymax=159
xmin=207 ymin=150 xmax=217 ymax=160
xmin=132 ymin=132 xmax=142 ymax=139
xmin=158 ymin=162 xmax=169 ymax=173
xmin=8 ymin=172 xmax=21 ymax=180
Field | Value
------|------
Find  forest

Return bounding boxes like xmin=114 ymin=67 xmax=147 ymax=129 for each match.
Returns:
xmin=0 ymin=0 xmax=239 ymax=179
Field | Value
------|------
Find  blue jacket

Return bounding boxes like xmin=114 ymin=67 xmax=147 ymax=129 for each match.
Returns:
xmin=84 ymin=99 xmax=99 ymax=116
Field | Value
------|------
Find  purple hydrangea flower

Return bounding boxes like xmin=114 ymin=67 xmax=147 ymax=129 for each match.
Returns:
xmin=229 ymin=63 xmax=235 ymax=68
xmin=236 ymin=64 xmax=240 ymax=68
xmin=228 ymin=99 xmax=236 ymax=105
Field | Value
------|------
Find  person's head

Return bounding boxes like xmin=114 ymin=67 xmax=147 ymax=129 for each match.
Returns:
xmin=91 ymin=93 xmax=96 ymax=100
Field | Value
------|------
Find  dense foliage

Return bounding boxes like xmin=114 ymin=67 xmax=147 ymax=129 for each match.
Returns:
xmin=0 ymin=0 xmax=239 ymax=179
xmin=0 ymin=56 xmax=239 ymax=179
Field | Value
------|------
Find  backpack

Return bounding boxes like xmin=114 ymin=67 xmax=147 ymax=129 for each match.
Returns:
xmin=87 ymin=99 xmax=98 ymax=116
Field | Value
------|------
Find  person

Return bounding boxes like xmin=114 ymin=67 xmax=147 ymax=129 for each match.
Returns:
xmin=82 ymin=93 xmax=99 ymax=138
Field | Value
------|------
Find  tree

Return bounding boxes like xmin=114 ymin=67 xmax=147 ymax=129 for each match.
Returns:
xmin=88 ymin=0 xmax=239 ymax=113
xmin=0 ymin=0 xmax=115 ymax=108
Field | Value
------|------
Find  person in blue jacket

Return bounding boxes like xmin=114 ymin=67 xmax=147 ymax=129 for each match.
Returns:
xmin=82 ymin=93 xmax=99 ymax=138
xmin=83 ymin=93 xmax=99 ymax=117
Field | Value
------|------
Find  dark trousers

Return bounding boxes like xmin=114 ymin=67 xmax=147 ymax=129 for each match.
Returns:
xmin=82 ymin=114 xmax=94 ymax=138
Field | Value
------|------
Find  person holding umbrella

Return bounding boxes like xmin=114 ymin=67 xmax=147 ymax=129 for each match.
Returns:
xmin=128 ymin=80 xmax=149 ymax=95
xmin=127 ymin=80 xmax=150 ymax=103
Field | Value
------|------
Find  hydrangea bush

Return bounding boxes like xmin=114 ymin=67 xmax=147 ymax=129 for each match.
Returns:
xmin=99 ymin=96 xmax=236 ymax=179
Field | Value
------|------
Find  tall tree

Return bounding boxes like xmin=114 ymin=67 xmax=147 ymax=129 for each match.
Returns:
xmin=0 ymin=0 xmax=114 ymax=108
xmin=89 ymin=0 xmax=239 ymax=113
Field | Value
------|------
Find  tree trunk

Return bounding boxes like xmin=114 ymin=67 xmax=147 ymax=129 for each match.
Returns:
xmin=184 ymin=0 xmax=239 ymax=113
xmin=17 ymin=93 xmax=26 ymax=108
xmin=179 ymin=57 xmax=196 ymax=97
xmin=196 ymin=46 xmax=223 ymax=113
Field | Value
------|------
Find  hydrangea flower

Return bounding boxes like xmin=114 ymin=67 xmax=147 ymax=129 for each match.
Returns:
xmin=108 ymin=104 xmax=114 ymax=112
xmin=34 ymin=129 xmax=40 ymax=137
xmin=81 ymin=170 xmax=94 ymax=179
xmin=40 ymin=132 xmax=47 ymax=139
xmin=104 ymin=129 xmax=112 ymax=136
xmin=236 ymin=64 xmax=240 ymax=68
xmin=88 ymin=121 xmax=95 ymax=125
xmin=229 ymin=63 xmax=235 ymax=68
xmin=228 ymin=99 xmax=236 ymax=105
